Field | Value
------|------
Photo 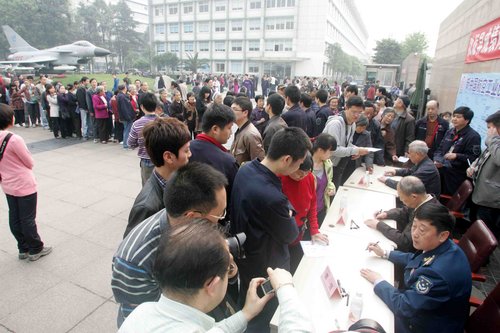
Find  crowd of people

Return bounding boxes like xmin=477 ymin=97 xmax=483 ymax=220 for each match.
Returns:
xmin=0 ymin=70 xmax=499 ymax=333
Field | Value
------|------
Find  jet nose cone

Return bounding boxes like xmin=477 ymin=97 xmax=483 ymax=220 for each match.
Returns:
xmin=94 ymin=47 xmax=111 ymax=57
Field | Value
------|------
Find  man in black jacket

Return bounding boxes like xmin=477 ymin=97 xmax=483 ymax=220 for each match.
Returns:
xmin=117 ymin=84 xmax=136 ymax=148
xmin=314 ymin=89 xmax=331 ymax=134
xmin=415 ymin=100 xmax=449 ymax=158
xmin=76 ymin=77 xmax=90 ymax=139
xmin=378 ymin=140 xmax=441 ymax=197
xmin=123 ymin=117 xmax=191 ymax=238
xmin=281 ymin=85 xmax=306 ymax=132
xmin=363 ymin=101 xmax=385 ymax=165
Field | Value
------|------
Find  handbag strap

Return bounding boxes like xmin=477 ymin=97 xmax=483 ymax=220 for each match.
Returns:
xmin=0 ymin=133 xmax=13 ymax=161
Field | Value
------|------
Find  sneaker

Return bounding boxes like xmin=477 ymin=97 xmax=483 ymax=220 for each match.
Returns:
xmin=18 ymin=252 xmax=29 ymax=260
xmin=15 ymin=124 xmax=21 ymax=128
xmin=31 ymin=124 xmax=36 ymax=128
xmin=119 ymin=141 xmax=123 ymax=145
xmin=28 ymin=247 xmax=52 ymax=261
xmin=93 ymin=139 xmax=99 ymax=143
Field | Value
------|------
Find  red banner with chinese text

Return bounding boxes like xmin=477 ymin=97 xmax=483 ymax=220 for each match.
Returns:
xmin=465 ymin=17 xmax=500 ymax=64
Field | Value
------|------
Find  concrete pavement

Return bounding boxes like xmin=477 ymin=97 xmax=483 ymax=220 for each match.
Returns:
xmin=0 ymin=127 xmax=141 ymax=332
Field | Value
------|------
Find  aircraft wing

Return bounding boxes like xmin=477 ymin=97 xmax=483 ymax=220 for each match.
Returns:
xmin=0 ymin=55 xmax=58 ymax=64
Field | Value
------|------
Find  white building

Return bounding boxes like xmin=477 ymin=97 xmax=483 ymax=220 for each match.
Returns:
xmin=149 ymin=0 xmax=369 ymax=77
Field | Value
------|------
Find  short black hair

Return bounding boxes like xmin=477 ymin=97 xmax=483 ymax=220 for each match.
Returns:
xmin=312 ymin=133 xmax=337 ymax=153
xmin=0 ymin=104 xmax=14 ymax=130
xmin=345 ymin=85 xmax=358 ymax=95
xmin=316 ymin=89 xmax=328 ymax=103
xmin=267 ymin=93 xmax=285 ymax=116
xmin=140 ymin=92 xmax=158 ymax=112
xmin=364 ymin=101 xmax=374 ymax=109
xmin=202 ymin=104 xmax=235 ymax=133
xmin=298 ymin=152 xmax=313 ymax=171
xmin=267 ymin=127 xmax=312 ymax=162
xmin=486 ymin=110 xmax=500 ymax=127
xmin=284 ymin=85 xmax=301 ymax=104
xmin=154 ymin=219 xmax=229 ymax=296
xmin=187 ymin=92 xmax=195 ymax=99
xmin=453 ymin=106 xmax=474 ymax=122
xmin=255 ymin=95 xmax=264 ymax=103
xmin=143 ymin=118 xmax=191 ymax=166
xmin=80 ymin=76 xmax=89 ymax=83
xmin=414 ymin=202 xmax=455 ymax=234
xmin=232 ymin=96 xmax=253 ymax=115
xmin=300 ymin=93 xmax=312 ymax=108
xmin=346 ymin=96 xmax=364 ymax=109
xmin=223 ymin=95 xmax=235 ymax=107
xmin=164 ymin=162 xmax=228 ymax=217
xmin=118 ymin=84 xmax=126 ymax=91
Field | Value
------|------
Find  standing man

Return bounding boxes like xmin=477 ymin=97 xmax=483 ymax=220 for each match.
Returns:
xmin=230 ymin=96 xmax=265 ymax=165
xmin=76 ymin=77 xmax=90 ymax=140
xmin=128 ymin=93 xmax=159 ymax=186
xmin=299 ymin=93 xmax=316 ymax=138
xmin=415 ymin=100 xmax=449 ymax=159
xmin=86 ymin=78 xmax=98 ymax=141
xmin=281 ymin=85 xmax=306 ymax=132
xmin=262 ymin=93 xmax=288 ymax=152
xmin=117 ymin=84 xmax=136 ymax=149
xmin=35 ymin=76 xmax=49 ymax=129
xmin=363 ymin=101 xmax=385 ymax=165
xmin=314 ymin=89 xmax=331 ymax=134
xmin=19 ymin=76 xmax=38 ymax=127
xmin=434 ymin=106 xmax=481 ymax=195
xmin=231 ymin=127 xmax=311 ymax=333
xmin=392 ymin=95 xmax=415 ymax=159
xmin=323 ymin=96 xmax=369 ymax=188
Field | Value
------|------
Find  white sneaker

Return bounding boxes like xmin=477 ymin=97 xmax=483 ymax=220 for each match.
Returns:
xmin=31 ymin=124 xmax=36 ymax=128
xmin=119 ymin=141 xmax=123 ymax=145
xmin=15 ymin=124 xmax=21 ymax=127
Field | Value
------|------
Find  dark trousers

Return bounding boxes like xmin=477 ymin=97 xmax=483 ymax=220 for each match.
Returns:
xmin=25 ymin=102 xmax=38 ymax=126
xmin=71 ymin=112 xmax=82 ymax=138
xmin=60 ymin=117 xmax=72 ymax=138
xmin=473 ymin=205 xmax=500 ymax=240
xmin=14 ymin=109 xmax=24 ymax=125
xmin=96 ymin=118 xmax=109 ymax=142
xmin=6 ymin=193 xmax=44 ymax=254
xmin=332 ymin=157 xmax=351 ymax=189
xmin=114 ymin=121 xmax=124 ymax=143
xmin=51 ymin=117 xmax=60 ymax=137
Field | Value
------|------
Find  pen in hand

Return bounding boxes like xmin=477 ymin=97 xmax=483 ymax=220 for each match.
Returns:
xmin=366 ymin=241 xmax=379 ymax=251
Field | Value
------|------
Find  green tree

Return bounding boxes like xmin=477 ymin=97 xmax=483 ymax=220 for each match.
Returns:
xmin=153 ymin=52 xmax=179 ymax=72
xmin=401 ymin=32 xmax=429 ymax=60
xmin=373 ymin=38 xmax=402 ymax=64
xmin=183 ymin=52 xmax=209 ymax=72
xmin=111 ymin=0 xmax=142 ymax=71
xmin=325 ymin=43 xmax=363 ymax=79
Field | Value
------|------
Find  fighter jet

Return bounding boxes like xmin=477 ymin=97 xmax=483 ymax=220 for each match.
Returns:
xmin=0 ymin=25 xmax=111 ymax=69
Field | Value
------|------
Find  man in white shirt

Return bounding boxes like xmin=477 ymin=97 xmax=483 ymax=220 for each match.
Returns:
xmin=119 ymin=220 xmax=312 ymax=333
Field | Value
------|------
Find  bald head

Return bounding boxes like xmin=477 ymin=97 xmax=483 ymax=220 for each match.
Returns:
xmin=426 ymin=100 xmax=439 ymax=121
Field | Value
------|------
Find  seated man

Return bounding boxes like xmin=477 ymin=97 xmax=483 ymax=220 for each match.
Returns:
xmin=365 ymin=176 xmax=439 ymax=252
xmin=112 ymin=163 xmax=228 ymax=327
xmin=119 ymin=221 xmax=312 ymax=333
xmin=123 ymin=118 xmax=191 ymax=238
xmin=378 ymin=140 xmax=441 ymax=197
xmin=362 ymin=202 xmax=472 ymax=333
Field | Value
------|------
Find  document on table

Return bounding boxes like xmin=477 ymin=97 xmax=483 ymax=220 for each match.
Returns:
xmin=362 ymin=147 xmax=382 ymax=152
xmin=300 ymin=241 xmax=332 ymax=257
xmin=397 ymin=156 xmax=409 ymax=163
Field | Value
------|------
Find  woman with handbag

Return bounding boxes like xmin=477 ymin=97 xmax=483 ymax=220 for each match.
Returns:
xmin=0 ymin=103 xmax=51 ymax=261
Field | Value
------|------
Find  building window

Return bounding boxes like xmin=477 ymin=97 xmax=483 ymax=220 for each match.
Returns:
xmin=154 ymin=5 xmax=164 ymax=16
xmin=248 ymin=40 xmax=260 ymax=51
xmin=155 ymin=24 xmax=165 ymax=35
xmin=170 ymin=42 xmax=180 ymax=53
xmin=214 ymin=41 xmax=226 ymax=52
xmin=199 ymin=1 xmax=209 ymax=12
xmin=231 ymin=40 xmax=243 ymax=51
xmin=184 ymin=42 xmax=194 ymax=53
xmin=156 ymin=43 xmax=166 ymax=54
xmin=198 ymin=22 xmax=209 ymax=33
xmin=287 ymin=0 xmax=295 ymax=6
xmin=249 ymin=1 xmax=261 ymax=9
xmin=248 ymin=19 xmax=261 ymax=31
xmin=199 ymin=41 xmax=209 ymax=52
xmin=214 ymin=21 xmax=226 ymax=32
xmin=215 ymin=0 xmax=226 ymax=11
xmin=215 ymin=62 xmax=226 ymax=72
xmin=183 ymin=2 xmax=193 ymax=14
xmin=232 ymin=0 xmax=243 ymax=10
xmin=168 ymin=4 xmax=178 ymax=15
xmin=184 ymin=22 xmax=193 ymax=33
xmin=231 ymin=20 xmax=243 ymax=32
xmin=265 ymin=39 xmax=292 ymax=51
xmin=266 ymin=17 xmax=294 ymax=30
xmin=248 ymin=63 xmax=259 ymax=73
xmin=231 ymin=61 xmax=243 ymax=73
xmin=266 ymin=0 xmax=294 ymax=7
xmin=169 ymin=23 xmax=179 ymax=34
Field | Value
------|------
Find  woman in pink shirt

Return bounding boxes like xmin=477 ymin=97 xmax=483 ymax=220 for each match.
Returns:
xmin=0 ymin=104 xmax=51 ymax=261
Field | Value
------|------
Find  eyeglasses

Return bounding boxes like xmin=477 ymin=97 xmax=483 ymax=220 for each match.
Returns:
xmin=209 ymin=208 xmax=227 ymax=221
xmin=231 ymin=107 xmax=243 ymax=112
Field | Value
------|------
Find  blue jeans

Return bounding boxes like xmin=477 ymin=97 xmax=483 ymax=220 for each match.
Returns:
xmin=122 ymin=121 xmax=133 ymax=148
xmin=38 ymin=102 xmax=49 ymax=128
xmin=80 ymin=109 xmax=89 ymax=138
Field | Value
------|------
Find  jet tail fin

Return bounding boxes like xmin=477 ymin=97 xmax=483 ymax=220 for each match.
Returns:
xmin=2 ymin=25 xmax=38 ymax=53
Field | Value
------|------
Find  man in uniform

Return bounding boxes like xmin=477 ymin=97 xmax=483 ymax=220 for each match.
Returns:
xmin=361 ymin=202 xmax=471 ymax=333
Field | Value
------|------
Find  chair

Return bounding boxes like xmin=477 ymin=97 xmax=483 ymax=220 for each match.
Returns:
xmin=465 ymin=282 xmax=500 ymax=333
xmin=440 ymin=180 xmax=473 ymax=218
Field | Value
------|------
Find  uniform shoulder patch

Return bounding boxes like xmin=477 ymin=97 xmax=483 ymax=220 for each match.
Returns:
xmin=415 ymin=276 xmax=433 ymax=294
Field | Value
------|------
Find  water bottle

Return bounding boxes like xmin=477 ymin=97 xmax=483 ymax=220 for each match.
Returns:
xmin=364 ymin=171 xmax=370 ymax=187
xmin=349 ymin=292 xmax=363 ymax=323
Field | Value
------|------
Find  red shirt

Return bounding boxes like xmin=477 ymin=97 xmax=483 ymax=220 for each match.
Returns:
xmin=280 ymin=173 xmax=319 ymax=238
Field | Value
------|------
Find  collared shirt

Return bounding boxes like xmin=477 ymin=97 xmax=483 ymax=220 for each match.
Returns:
xmin=119 ymin=295 xmax=247 ymax=333
xmin=128 ymin=114 xmax=158 ymax=160
xmin=152 ymin=169 xmax=168 ymax=189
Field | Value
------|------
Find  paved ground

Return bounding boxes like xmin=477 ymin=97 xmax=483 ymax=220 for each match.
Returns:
xmin=0 ymin=126 xmax=140 ymax=333
xmin=0 ymin=125 xmax=498 ymax=332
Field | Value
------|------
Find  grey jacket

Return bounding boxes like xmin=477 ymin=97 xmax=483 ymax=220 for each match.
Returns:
xmin=323 ymin=114 xmax=359 ymax=166
xmin=472 ymin=135 xmax=500 ymax=208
